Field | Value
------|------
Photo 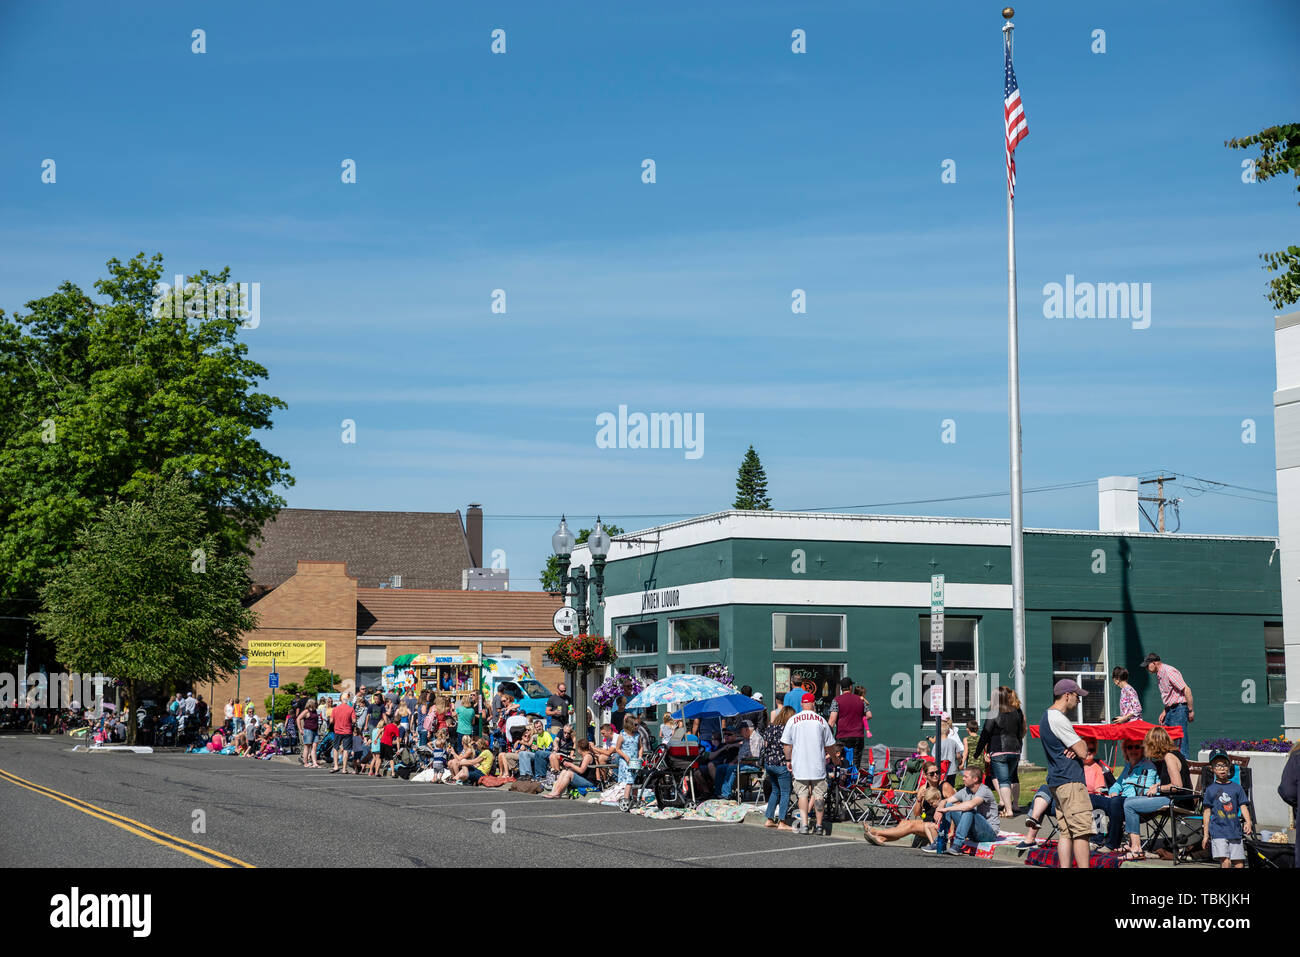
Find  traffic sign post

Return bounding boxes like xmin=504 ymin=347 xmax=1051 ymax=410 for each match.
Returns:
xmin=929 ymin=684 xmax=945 ymax=718
xmin=930 ymin=575 xmax=945 ymax=766
xmin=269 ymin=656 xmax=278 ymax=728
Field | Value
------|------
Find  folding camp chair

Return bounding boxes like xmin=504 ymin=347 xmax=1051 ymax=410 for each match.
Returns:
xmin=1138 ymin=762 xmax=1209 ymax=864
xmin=834 ymin=747 xmax=875 ymax=823
xmin=736 ymin=764 xmax=765 ymax=804
xmin=860 ymin=755 xmax=926 ymax=826
xmin=865 ymin=745 xmax=890 ymax=787
xmin=822 ymin=751 xmax=870 ymax=823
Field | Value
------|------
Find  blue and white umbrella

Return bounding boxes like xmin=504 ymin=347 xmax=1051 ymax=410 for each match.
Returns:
xmin=625 ymin=673 xmax=734 ymax=709
xmin=670 ymin=693 xmax=766 ymax=720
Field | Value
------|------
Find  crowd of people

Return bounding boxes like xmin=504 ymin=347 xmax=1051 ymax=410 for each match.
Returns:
xmin=18 ymin=646 xmax=1289 ymax=868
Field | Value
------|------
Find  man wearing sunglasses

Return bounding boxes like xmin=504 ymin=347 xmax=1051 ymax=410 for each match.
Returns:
xmin=864 ymin=761 xmax=955 ymax=845
xmin=923 ymin=765 xmax=1001 ymax=855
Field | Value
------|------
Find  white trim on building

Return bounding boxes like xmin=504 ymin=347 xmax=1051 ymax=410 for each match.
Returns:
xmin=571 ymin=509 xmax=1277 ymax=567
xmin=601 ymin=578 xmax=1013 ymax=636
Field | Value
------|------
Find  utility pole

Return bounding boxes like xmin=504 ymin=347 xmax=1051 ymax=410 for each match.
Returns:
xmin=1140 ymin=474 xmax=1177 ymax=533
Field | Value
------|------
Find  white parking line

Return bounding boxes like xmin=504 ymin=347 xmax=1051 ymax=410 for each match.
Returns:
xmin=296 ymin=783 xmax=440 ymax=791
xmin=678 ymin=840 xmax=860 ymax=862
xmin=394 ymin=800 xmax=534 ymax=810
xmin=377 ymin=790 xmax=543 ymax=806
xmin=559 ymin=822 xmax=733 ymax=839
xmin=467 ymin=809 xmax=618 ymax=821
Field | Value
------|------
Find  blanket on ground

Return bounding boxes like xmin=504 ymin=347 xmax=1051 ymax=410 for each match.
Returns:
xmin=1025 ymin=841 xmax=1125 ymax=868
xmin=632 ymin=799 xmax=752 ymax=823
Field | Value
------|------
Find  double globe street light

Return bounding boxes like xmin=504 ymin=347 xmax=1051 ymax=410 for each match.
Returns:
xmin=550 ymin=515 xmax=611 ymax=740
xmin=550 ymin=515 xmax=610 ymax=634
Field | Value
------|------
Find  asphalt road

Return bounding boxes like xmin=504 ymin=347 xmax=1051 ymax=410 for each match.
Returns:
xmin=0 ymin=734 xmax=1008 ymax=869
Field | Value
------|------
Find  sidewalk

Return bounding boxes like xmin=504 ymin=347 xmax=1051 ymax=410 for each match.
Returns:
xmin=737 ymin=806 xmax=1182 ymax=868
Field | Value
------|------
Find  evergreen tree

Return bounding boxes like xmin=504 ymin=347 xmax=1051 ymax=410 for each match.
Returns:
xmin=733 ymin=445 xmax=772 ymax=510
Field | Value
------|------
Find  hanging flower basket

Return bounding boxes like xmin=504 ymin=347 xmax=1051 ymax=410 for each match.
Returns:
xmin=593 ymin=673 xmax=645 ymax=709
xmin=704 ymin=663 xmax=734 ymax=687
xmin=546 ymin=634 xmax=618 ymax=672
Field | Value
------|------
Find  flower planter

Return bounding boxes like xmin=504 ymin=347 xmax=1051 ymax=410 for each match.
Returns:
xmin=1196 ymin=749 xmax=1294 ymax=831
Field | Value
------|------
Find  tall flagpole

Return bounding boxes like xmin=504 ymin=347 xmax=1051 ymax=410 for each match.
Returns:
xmin=1003 ymin=7 xmax=1028 ymax=756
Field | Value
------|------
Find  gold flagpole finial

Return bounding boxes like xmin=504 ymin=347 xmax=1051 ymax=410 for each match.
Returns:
xmin=1002 ymin=6 xmax=1015 ymax=18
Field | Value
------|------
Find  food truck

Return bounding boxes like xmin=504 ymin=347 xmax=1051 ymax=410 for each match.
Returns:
xmin=408 ymin=652 xmax=481 ymax=704
xmin=402 ymin=652 xmax=552 ymax=718
xmin=479 ymin=656 xmax=552 ymax=719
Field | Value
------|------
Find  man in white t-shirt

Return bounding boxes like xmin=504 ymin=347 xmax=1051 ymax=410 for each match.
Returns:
xmin=781 ymin=692 xmax=835 ymax=835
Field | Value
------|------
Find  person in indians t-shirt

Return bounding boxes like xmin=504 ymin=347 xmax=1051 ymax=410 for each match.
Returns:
xmin=331 ymin=695 xmax=356 ymax=774
xmin=780 ymin=694 xmax=835 ymax=835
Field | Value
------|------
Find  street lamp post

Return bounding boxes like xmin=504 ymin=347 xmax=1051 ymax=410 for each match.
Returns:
xmin=550 ymin=515 xmax=611 ymax=741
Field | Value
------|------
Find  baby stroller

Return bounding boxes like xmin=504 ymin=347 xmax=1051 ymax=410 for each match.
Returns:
xmin=622 ymin=740 xmax=705 ymax=812
xmin=315 ymin=730 xmax=336 ymax=764
xmin=393 ymin=747 xmax=418 ymax=779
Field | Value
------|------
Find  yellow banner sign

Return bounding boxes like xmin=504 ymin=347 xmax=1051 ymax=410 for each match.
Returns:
xmin=246 ymin=641 xmax=326 ymax=668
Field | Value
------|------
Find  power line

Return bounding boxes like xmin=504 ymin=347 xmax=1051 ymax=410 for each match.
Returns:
xmin=1155 ymin=469 xmax=1275 ymax=498
xmin=391 ymin=470 xmax=1274 ymax=525
xmin=481 ymin=478 xmax=1104 ymax=522
xmin=795 ymin=479 xmax=1100 ymax=513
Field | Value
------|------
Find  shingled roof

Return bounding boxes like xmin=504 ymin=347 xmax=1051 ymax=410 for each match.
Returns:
xmin=356 ymin=588 xmax=562 ymax=638
xmin=250 ymin=509 xmax=471 ymax=590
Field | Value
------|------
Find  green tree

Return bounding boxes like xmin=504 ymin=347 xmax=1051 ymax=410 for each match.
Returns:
xmin=733 ymin=445 xmax=772 ymax=510
xmin=303 ymin=667 xmax=341 ymax=695
xmin=0 ymin=253 xmax=293 ymax=627
xmin=34 ymin=474 xmax=257 ymax=744
xmin=539 ymin=523 xmax=625 ymax=592
xmin=264 ymin=691 xmax=296 ymax=719
xmin=1227 ymin=124 xmax=1300 ymax=309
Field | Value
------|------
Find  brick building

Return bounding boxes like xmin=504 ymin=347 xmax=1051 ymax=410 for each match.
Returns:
xmin=210 ymin=506 xmax=562 ymax=707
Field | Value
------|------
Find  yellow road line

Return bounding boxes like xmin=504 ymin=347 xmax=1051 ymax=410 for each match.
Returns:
xmin=0 ymin=767 xmax=255 ymax=868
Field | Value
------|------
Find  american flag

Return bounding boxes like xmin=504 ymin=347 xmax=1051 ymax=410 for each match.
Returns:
xmin=1004 ymin=43 xmax=1028 ymax=198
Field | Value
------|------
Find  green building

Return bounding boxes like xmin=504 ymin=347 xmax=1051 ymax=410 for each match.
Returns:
xmin=576 ymin=497 xmax=1284 ymax=759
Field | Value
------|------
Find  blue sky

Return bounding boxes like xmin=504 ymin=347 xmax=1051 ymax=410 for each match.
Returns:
xmin=2 ymin=1 xmax=1297 ymax=588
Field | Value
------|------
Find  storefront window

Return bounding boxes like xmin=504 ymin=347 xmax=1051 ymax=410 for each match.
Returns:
xmin=773 ymin=614 xmax=845 ymax=651
xmin=918 ymin=617 xmax=979 ymax=726
xmin=618 ymin=621 xmax=659 ymax=655
xmin=772 ymin=663 xmax=844 ymax=716
xmin=670 ymin=615 xmax=720 ymax=652
xmin=1051 ymin=619 xmax=1108 ymax=722
xmin=1265 ymin=623 xmax=1284 ymax=705
xmin=356 ymin=646 xmax=387 ymax=691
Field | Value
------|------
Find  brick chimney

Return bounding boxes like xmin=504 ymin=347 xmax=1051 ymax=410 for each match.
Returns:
xmin=466 ymin=503 xmax=483 ymax=568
